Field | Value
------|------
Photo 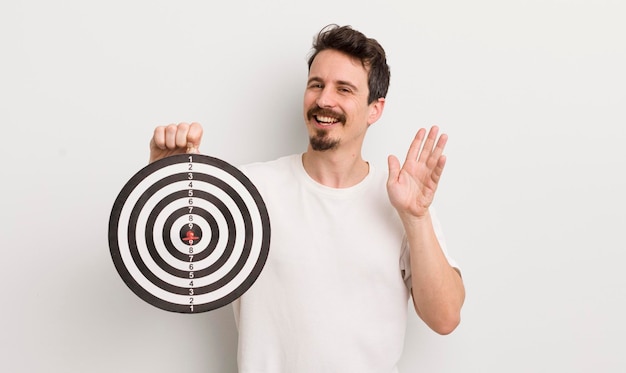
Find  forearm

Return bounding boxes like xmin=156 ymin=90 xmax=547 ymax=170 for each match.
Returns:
xmin=401 ymin=210 xmax=465 ymax=335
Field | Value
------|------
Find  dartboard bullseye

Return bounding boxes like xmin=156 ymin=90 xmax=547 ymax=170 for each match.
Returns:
xmin=108 ymin=154 xmax=271 ymax=313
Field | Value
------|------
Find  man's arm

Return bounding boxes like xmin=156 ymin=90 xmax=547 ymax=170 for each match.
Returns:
xmin=387 ymin=126 xmax=465 ymax=335
xmin=149 ymin=122 xmax=203 ymax=163
xmin=402 ymin=211 xmax=464 ymax=335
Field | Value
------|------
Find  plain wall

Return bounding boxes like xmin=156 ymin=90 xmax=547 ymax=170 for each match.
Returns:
xmin=1 ymin=1 xmax=625 ymax=372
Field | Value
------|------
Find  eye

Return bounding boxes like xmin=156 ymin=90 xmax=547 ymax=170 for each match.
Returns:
xmin=307 ymin=80 xmax=323 ymax=89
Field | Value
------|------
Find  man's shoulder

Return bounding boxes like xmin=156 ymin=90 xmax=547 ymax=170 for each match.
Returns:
xmin=238 ymin=154 xmax=301 ymax=188
xmin=239 ymin=154 xmax=299 ymax=176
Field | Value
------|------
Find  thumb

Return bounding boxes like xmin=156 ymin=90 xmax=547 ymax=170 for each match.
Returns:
xmin=186 ymin=122 xmax=204 ymax=153
xmin=387 ymin=155 xmax=401 ymax=183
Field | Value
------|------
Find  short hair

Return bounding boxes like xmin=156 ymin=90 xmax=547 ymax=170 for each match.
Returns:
xmin=307 ymin=24 xmax=391 ymax=104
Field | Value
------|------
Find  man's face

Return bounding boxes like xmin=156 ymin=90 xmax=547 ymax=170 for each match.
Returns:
xmin=303 ymin=49 xmax=382 ymax=152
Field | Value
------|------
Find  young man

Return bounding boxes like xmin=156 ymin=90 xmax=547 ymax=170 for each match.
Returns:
xmin=149 ymin=25 xmax=464 ymax=373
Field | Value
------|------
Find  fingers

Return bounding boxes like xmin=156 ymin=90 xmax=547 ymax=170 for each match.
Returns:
xmin=405 ymin=126 xmax=441 ymax=163
xmin=405 ymin=128 xmax=426 ymax=164
xmin=165 ymin=123 xmax=180 ymax=150
xmin=151 ymin=125 xmax=167 ymax=150
xmin=174 ymin=123 xmax=190 ymax=149
xmin=416 ymin=126 xmax=440 ymax=164
xmin=407 ymin=126 xmax=447 ymax=167
xmin=151 ymin=124 xmax=180 ymax=151
xmin=431 ymin=154 xmax=447 ymax=185
xmin=149 ymin=122 xmax=204 ymax=163
xmin=152 ymin=122 xmax=203 ymax=152
xmin=428 ymin=131 xmax=448 ymax=169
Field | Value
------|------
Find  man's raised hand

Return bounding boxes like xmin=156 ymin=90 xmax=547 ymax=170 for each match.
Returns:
xmin=387 ymin=126 xmax=448 ymax=219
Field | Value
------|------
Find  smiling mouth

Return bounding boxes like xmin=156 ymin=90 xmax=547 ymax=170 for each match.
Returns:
xmin=315 ymin=115 xmax=340 ymax=126
xmin=308 ymin=107 xmax=346 ymax=127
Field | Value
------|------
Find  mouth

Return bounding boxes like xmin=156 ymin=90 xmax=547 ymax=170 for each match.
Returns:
xmin=314 ymin=114 xmax=340 ymax=126
xmin=307 ymin=107 xmax=346 ymax=127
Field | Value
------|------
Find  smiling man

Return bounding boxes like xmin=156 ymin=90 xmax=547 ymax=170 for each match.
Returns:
xmin=149 ymin=24 xmax=465 ymax=373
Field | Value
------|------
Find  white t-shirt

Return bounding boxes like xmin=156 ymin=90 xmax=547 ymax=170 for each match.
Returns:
xmin=234 ymin=154 xmax=455 ymax=373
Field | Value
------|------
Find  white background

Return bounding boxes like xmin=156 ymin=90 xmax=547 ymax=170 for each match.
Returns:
xmin=1 ymin=1 xmax=625 ymax=372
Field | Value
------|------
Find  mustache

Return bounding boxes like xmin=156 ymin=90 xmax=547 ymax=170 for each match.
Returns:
xmin=306 ymin=106 xmax=346 ymax=124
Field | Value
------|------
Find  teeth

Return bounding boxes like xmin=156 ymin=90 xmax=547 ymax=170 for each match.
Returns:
xmin=316 ymin=115 xmax=338 ymax=125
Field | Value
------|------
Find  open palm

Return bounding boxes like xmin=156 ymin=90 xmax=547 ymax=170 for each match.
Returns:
xmin=387 ymin=126 xmax=448 ymax=218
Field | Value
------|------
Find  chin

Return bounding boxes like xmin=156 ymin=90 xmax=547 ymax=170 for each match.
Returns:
xmin=309 ymin=135 xmax=339 ymax=151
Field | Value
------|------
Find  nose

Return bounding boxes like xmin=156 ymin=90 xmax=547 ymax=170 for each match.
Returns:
xmin=316 ymin=87 xmax=336 ymax=108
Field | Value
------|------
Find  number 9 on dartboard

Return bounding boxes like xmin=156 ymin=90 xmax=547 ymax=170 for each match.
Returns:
xmin=108 ymin=154 xmax=271 ymax=313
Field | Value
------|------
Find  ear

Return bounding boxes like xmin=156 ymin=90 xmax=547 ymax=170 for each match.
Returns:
xmin=367 ymin=97 xmax=386 ymax=126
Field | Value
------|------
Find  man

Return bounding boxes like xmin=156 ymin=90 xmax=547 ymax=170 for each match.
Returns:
xmin=149 ymin=25 xmax=464 ymax=373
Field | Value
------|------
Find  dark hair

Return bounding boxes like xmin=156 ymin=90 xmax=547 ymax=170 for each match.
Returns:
xmin=307 ymin=24 xmax=390 ymax=104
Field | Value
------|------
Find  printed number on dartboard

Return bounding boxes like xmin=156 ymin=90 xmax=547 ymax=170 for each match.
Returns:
xmin=188 ymin=155 xmax=195 ymax=312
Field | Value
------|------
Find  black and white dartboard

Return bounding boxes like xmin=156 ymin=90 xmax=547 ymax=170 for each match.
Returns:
xmin=108 ymin=154 xmax=270 ymax=313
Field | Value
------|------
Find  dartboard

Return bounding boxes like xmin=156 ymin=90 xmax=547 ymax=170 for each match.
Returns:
xmin=108 ymin=154 xmax=270 ymax=313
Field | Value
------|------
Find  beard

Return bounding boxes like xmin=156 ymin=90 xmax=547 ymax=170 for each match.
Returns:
xmin=306 ymin=106 xmax=345 ymax=151
xmin=309 ymin=129 xmax=340 ymax=151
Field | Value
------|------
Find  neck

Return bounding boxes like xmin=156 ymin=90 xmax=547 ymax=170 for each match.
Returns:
xmin=301 ymin=147 xmax=369 ymax=188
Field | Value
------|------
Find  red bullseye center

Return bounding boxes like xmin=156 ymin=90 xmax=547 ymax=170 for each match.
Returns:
xmin=179 ymin=224 xmax=203 ymax=245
